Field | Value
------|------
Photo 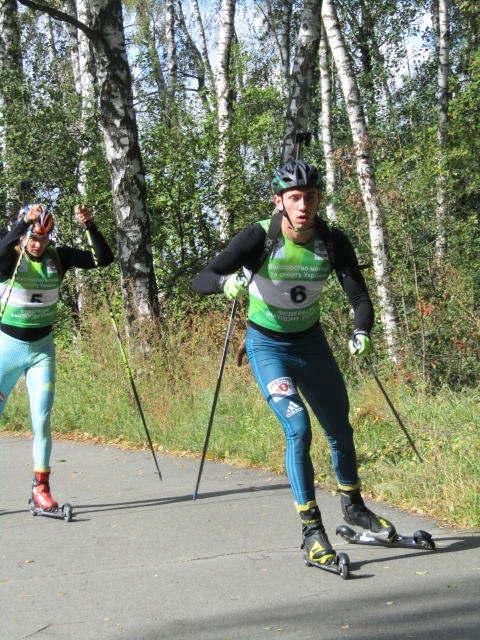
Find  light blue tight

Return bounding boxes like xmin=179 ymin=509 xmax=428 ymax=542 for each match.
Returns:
xmin=0 ymin=331 xmax=55 ymax=470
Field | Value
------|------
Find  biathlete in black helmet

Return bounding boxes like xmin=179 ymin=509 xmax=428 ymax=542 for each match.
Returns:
xmin=193 ymin=159 xmax=397 ymax=566
xmin=0 ymin=204 xmax=114 ymax=511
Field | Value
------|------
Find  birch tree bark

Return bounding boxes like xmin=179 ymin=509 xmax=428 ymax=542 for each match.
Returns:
xmin=433 ymin=0 xmax=450 ymax=273
xmin=175 ymin=0 xmax=208 ymax=106
xmin=0 ymin=0 xmax=26 ymax=217
xmin=216 ymin=0 xmax=235 ymax=238
xmin=262 ymin=0 xmax=293 ymax=82
xmin=18 ymin=0 xmax=159 ymax=332
xmin=281 ymin=0 xmax=323 ymax=164
xmin=63 ymin=0 xmax=98 ymax=318
xmin=135 ymin=0 xmax=167 ymax=101
xmin=192 ymin=0 xmax=214 ymax=93
xmin=319 ymin=20 xmax=336 ymax=221
xmin=322 ymin=0 xmax=399 ymax=358
xmin=44 ymin=14 xmax=58 ymax=64
xmin=166 ymin=0 xmax=177 ymax=92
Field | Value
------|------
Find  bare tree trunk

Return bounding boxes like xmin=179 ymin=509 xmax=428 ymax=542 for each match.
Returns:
xmin=64 ymin=0 xmax=82 ymax=96
xmin=0 ymin=0 xmax=25 ymax=217
xmin=319 ymin=20 xmax=336 ymax=221
xmin=216 ymin=0 xmax=235 ymax=239
xmin=18 ymin=0 xmax=160 ymax=334
xmin=88 ymin=0 xmax=158 ymax=328
xmin=279 ymin=0 xmax=294 ymax=79
xmin=64 ymin=0 xmax=98 ymax=318
xmin=281 ymin=0 xmax=323 ymax=164
xmin=44 ymin=14 xmax=58 ymax=63
xmin=175 ymin=0 xmax=209 ymax=106
xmin=135 ymin=1 xmax=167 ymax=100
xmin=433 ymin=0 xmax=450 ymax=272
xmin=166 ymin=0 xmax=177 ymax=92
xmin=262 ymin=0 xmax=292 ymax=82
xmin=322 ymin=0 xmax=398 ymax=358
xmin=191 ymin=0 xmax=214 ymax=93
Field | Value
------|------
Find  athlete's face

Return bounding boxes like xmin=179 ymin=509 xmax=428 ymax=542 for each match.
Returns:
xmin=23 ymin=234 xmax=50 ymax=258
xmin=273 ymin=186 xmax=321 ymax=231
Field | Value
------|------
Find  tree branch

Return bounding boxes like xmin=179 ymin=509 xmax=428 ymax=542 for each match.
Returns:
xmin=17 ymin=0 xmax=99 ymax=41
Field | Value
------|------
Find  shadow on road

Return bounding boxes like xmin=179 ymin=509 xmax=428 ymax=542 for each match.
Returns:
xmin=0 ymin=482 xmax=291 ymax=518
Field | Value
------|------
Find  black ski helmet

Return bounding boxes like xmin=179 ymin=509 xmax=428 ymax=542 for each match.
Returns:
xmin=271 ymin=159 xmax=322 ymax=195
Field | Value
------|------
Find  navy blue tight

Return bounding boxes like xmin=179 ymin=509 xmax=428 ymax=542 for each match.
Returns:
xmin=246 ymin=323 xmax=360 ymax=505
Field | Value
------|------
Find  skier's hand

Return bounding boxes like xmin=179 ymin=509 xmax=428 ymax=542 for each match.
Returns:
xmin=24 ymin=204 xmax=43 ymax=224
xmin=223 ymin=274 xmax=248 ymax=301
xmin=349 ymin=332 xmax=373 ymax=358
xmin=77 ymin=205 xmax=94 ymax=225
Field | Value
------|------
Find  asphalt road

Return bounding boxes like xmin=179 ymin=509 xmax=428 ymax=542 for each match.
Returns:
xmin=1 ymin=435 xmax=479 ymax=640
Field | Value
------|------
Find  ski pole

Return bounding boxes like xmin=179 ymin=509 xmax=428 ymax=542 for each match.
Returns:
xmin=0 ymin=182 xmax=33 ymax=323
xmin=193 ymin=297 xmax=239 ymax=500
xmin=83 ymin=220 xmax=163 ymax=481
xmin=0 ymin=227 xmax=32 ymax=323
xmin=363 ymin=357 xmax=423 ymax=463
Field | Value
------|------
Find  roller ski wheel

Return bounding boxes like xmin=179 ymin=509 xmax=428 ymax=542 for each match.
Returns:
xmin=303 ymin=550 xmax=350 ymax=580
xmin=336 ymin=525 xmax=435 ymax=550
xmin=28 ymin=499 xmax=74 ymax=522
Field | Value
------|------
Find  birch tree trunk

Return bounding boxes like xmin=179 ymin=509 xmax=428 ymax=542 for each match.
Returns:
xmin=263 ymin=0 xmax=293 ymax=83
xmin=0 ymin=0 xmax=25 ymax=217
xmin=281 ymin=0 xmax=323 ymax=164
xmin=18 ymin=0 xmax=160 ymax=331
xmin=319 ymin=20 xmax=336 ymax=221
xmin=87 ymin=0 xmax=159 ymax=328
xmin=165 ymin=0 xmax=177 ymax=92
xmin=64 ymin=0 xmax=82 ymax=96
xmin=322 ymin=0 xmax=399 ymax=358
xmin=192 ymin=0 xmax=214 ymax=94
xmin=44 ymin=14 xmax=58 ymax=64
xmin=135 ymin=1 xmax=167 ymax=100
xmin=216 ymin=0 xmax=235 ymax=239
xmin=175 ymin=0 xmax=208 ymax=106
xmin=63 ymin=0 xmax=98 ymax=318
xmin=433 ymin=0 xmax=450 ymax=273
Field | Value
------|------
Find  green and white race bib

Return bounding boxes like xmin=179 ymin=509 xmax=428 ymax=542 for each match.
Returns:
xmin=0 ymin=249 xmax=61 ymax=328
xmin=245 ymin=219 xmax=332 ymax=333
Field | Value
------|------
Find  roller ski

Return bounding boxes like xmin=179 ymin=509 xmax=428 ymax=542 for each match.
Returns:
xmin=335 ymin=488 xmax=434 ymax=551
xmin=28 ymin=472 xmax=73 ymax=522
xmin=298 ymin=502 xmax=351 ymax=579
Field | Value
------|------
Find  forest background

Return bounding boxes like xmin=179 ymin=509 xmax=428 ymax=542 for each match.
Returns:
xmin=0 ymin=0 xmax=479 ymax=527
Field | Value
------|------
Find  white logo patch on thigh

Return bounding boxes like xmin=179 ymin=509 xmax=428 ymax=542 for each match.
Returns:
xmin=286 ymin=401 xmax=303 ymax=418
xmin=267 ymin=377 xmax=297 ymax=403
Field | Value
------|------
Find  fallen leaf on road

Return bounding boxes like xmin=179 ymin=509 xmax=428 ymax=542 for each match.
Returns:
xmin=416 ymin=571 xmax=428 ymax=575
xmin=386 ymin=602 xmax=393 ymax=605
xmin=342 ymin=625 xmax=349 ymax=629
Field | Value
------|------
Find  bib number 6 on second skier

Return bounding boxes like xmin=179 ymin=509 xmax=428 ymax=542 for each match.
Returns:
xmin=290 ymin=285 xmax=307 ymax=304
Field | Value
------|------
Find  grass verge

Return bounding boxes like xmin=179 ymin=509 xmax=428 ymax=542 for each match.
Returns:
xmin=1 ymin=307 xmax=479 ymax=528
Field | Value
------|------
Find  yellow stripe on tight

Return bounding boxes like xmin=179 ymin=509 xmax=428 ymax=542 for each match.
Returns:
xmin=295 ymin=500 xmax=318 ymax=512
xmin=338 ymin=481 xmax=361 ymax=492
xmin=33 ymin=466 xmax=51 ymax=473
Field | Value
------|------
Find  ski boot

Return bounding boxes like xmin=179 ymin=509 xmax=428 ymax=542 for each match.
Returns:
xmin=336 ymin=488 xmax=434 ymax=550
xmin=340 ymin=488 xmax=396 ymax=542
xmin=29 ymin=471 xmax=73 ymax=522
xmin=298 ymin=502 xmax=350 ymax=579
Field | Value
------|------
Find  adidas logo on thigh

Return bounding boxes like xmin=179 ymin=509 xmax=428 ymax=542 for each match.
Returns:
xmin=286 ymin=400 xmax=303 ymax=418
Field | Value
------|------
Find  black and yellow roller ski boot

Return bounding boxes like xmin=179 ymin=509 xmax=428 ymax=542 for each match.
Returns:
xmin=336 ymin=488 xmax=435 ymax=551
xmin=298 ymin=502 xmax=350 ymax=579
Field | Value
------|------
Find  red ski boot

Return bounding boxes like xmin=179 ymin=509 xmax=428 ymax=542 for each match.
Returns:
xmin=32 ymin=471 xmax=58 ymax=511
